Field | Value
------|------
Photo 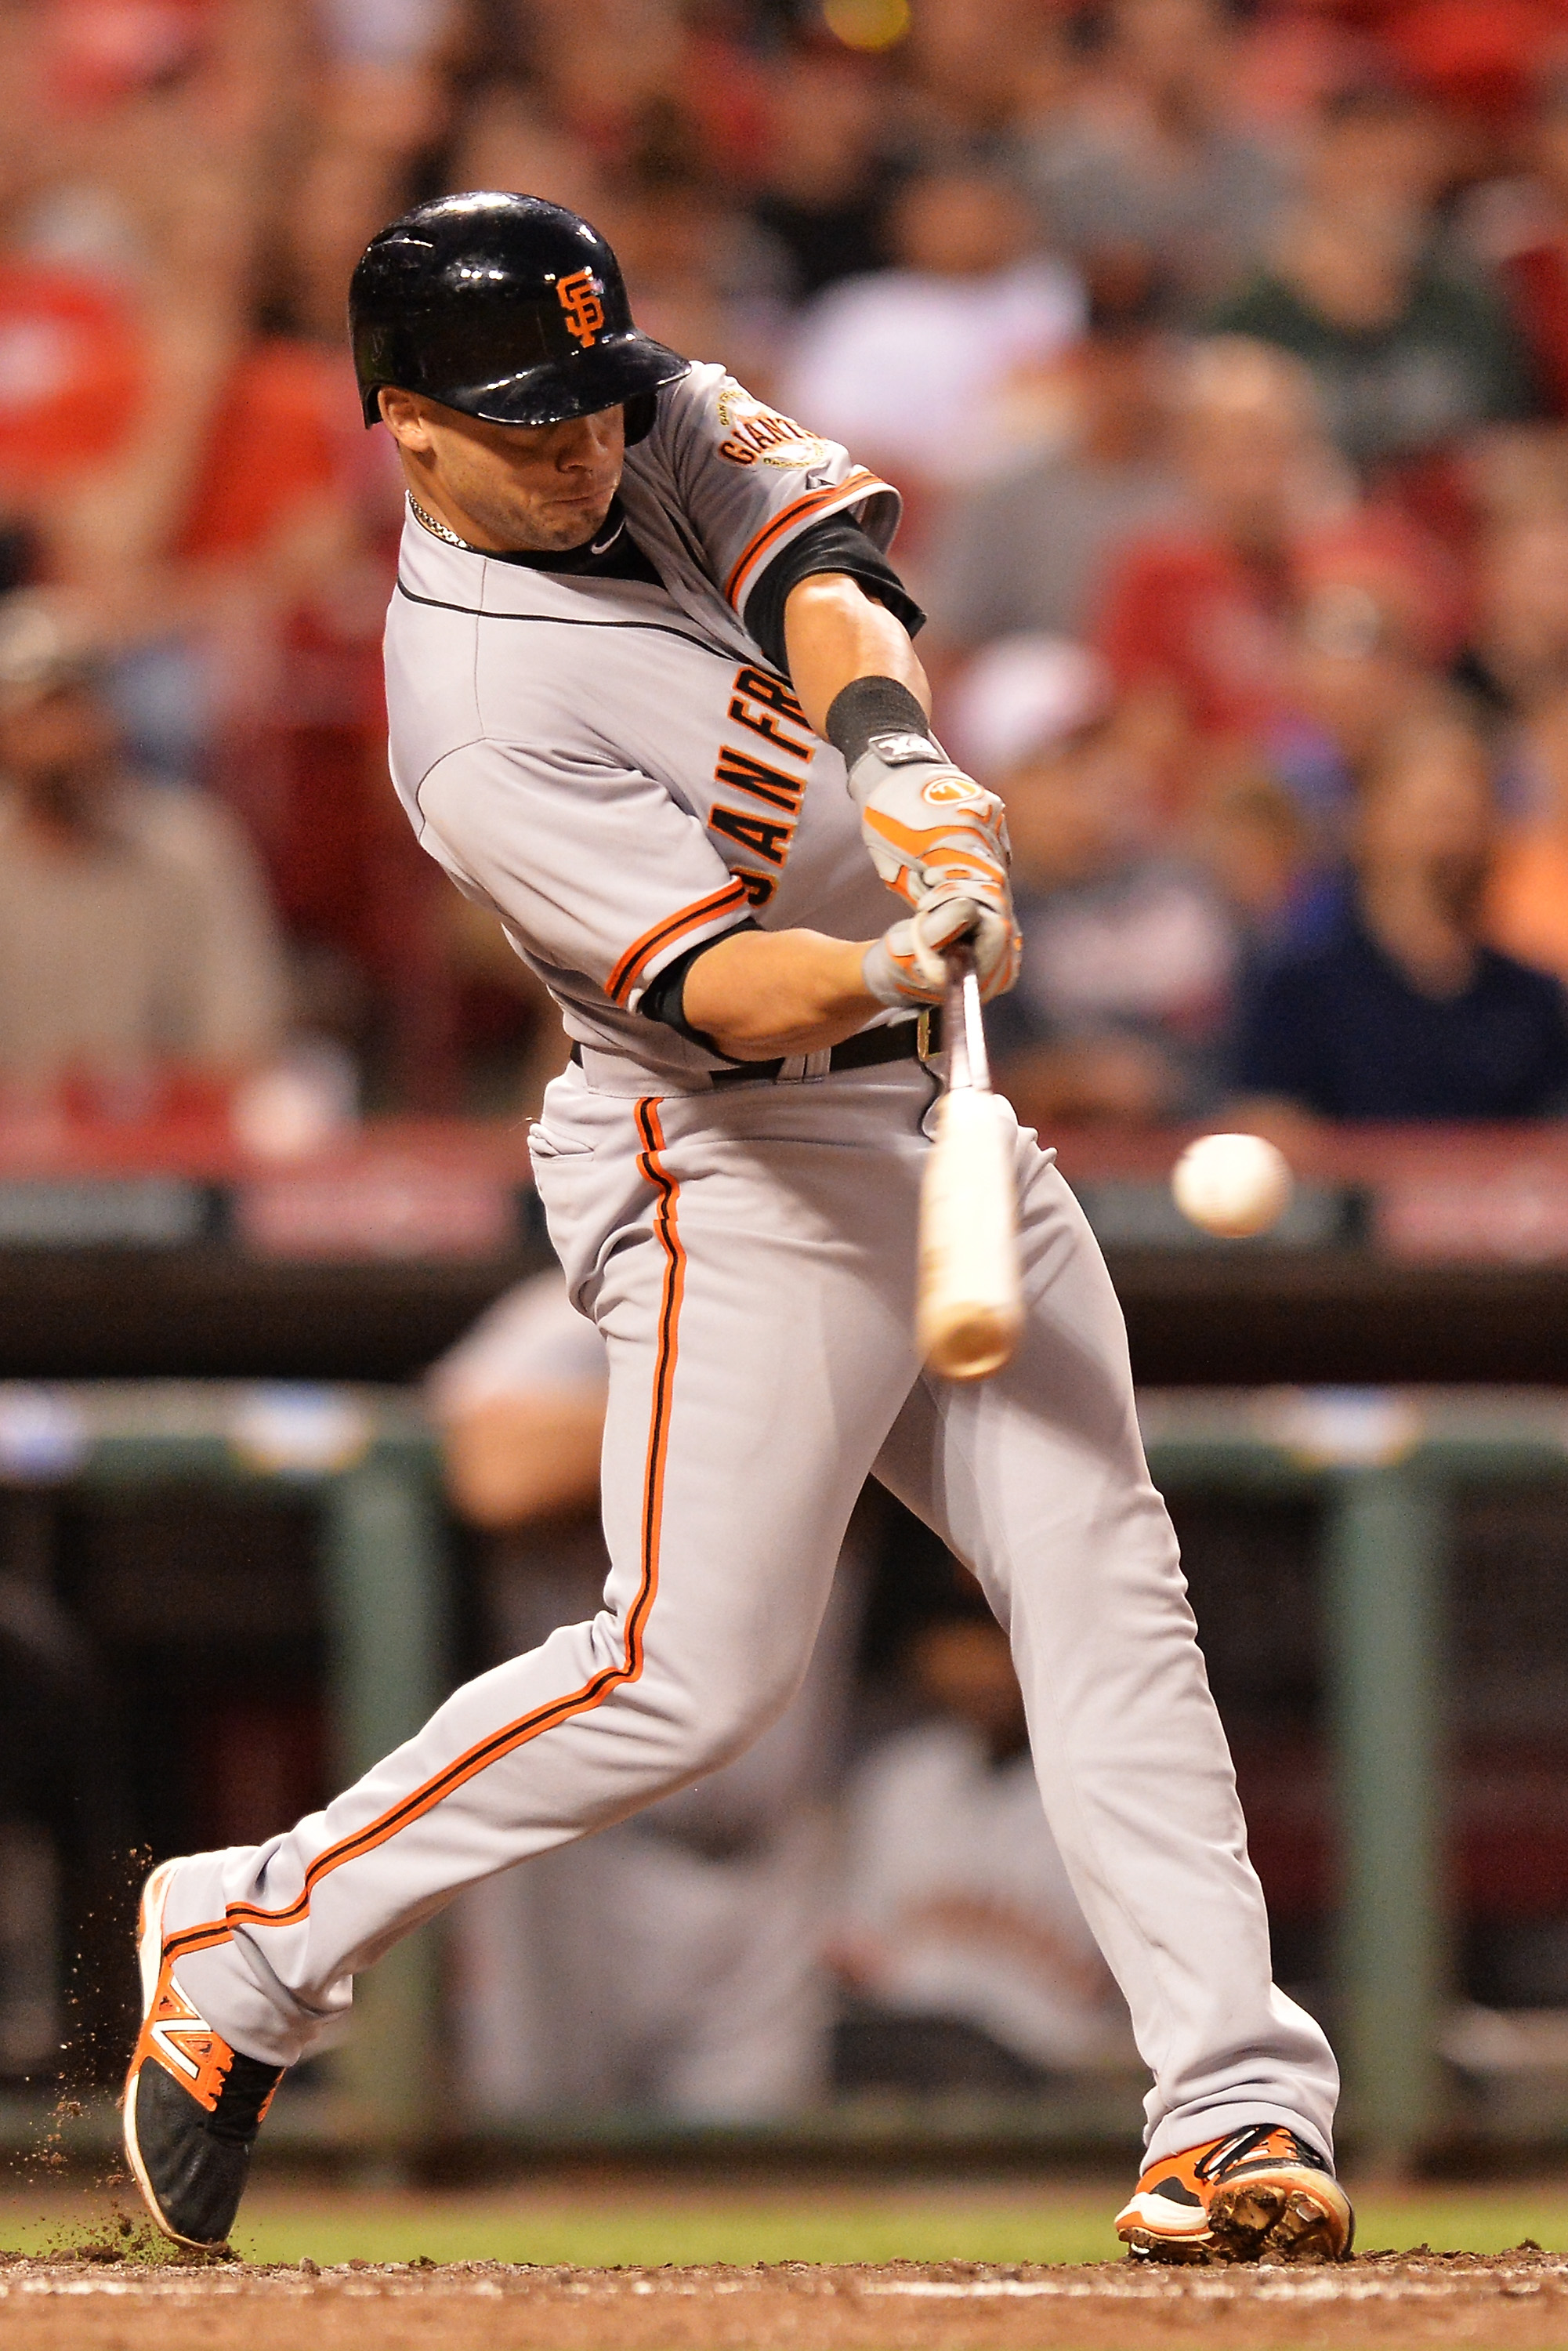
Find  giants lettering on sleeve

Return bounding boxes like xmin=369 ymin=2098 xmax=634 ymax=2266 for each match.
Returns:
xmin=718 ymin=411 xmax=816 ymax=465
xmin=714 ymin=392 xmax=826 ymax=470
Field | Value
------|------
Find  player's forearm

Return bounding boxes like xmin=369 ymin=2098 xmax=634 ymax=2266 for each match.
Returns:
xmin=682 ymin=926 xmax=879 ymax=1060
xmin=782 ymin=573 xmax=930 ymax=737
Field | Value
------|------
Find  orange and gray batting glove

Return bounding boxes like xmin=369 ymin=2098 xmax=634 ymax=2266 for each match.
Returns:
xmin=848 ymin=727 xmax=1019 ymax=1005
xmin=846 ymin=726 xmax=1012 ymax=911
xmin=863 ymin=882 xmax=1022 ymax=1009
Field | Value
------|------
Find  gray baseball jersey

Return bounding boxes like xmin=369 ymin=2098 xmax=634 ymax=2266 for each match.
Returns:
xmin=385 ymin=362 xmax=899 ymax=1086
xmin=160 ymin=362 xmax=1340 ymax=2175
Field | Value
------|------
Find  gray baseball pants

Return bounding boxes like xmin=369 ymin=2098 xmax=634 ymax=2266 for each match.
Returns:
xmin=165 ymin=1057 xmax=1338 ymax=2164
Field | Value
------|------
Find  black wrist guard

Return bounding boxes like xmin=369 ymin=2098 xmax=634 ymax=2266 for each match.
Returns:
xmin=824 ymin=676 xmax=934 ymax=772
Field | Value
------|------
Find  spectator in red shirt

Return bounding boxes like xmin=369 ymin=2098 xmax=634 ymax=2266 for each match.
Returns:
xmin=1092 ymin=335 xmax=1350 ymax=765
xmin=0 ymin=262 xmax=147 ymax=502
xmin=1483 ymin=71 xmax=1568 ymax=419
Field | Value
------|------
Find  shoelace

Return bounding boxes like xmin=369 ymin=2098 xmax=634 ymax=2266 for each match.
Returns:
xmin=1191 ymin=2123 xmax=1318 ymax=2183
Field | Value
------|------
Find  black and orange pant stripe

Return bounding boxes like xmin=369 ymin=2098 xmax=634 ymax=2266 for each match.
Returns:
xmin=162 ymin=1099 xmax=683 ymax=1975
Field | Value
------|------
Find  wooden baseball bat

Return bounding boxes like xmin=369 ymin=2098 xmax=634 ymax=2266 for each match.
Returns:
xmin=915 ymin=943 xmax=1023 ymax=1382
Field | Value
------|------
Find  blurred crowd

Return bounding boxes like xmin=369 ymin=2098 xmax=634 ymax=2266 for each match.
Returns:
xmin=8 ymin=0 xmax=1568 ymax=1127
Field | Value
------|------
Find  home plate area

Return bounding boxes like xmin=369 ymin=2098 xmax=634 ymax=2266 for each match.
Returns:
xmin=3 ymin=2249 xmax=1568 ymax=2349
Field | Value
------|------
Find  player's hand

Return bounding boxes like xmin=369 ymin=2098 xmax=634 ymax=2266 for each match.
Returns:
xmin=846 ymin=731 xmax=1010 ymax=914
xmin=863 ymin=883 xmax=1020 ymax=1009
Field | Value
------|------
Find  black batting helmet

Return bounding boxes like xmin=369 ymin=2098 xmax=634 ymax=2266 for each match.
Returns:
xmin=349 ymin=191 xmax=689 ymax=436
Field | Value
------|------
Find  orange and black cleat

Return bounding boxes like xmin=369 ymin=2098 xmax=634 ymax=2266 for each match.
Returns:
xmin=1116 ymin=2124 xmax=1354 ymax=2264
xmin=121 ymin=1858 xmax=284 ymax=2252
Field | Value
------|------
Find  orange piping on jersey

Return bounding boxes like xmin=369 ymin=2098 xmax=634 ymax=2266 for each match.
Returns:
xmin=160 ymin=1921 xmax=240 ymax=1966
xmin=604 ymin=879 xmax=751 ymax=1009
xmin=723 ymin=469 xmax=893 ymax=614
xmin=162 ymin=1103 xmax=685 ymax=1965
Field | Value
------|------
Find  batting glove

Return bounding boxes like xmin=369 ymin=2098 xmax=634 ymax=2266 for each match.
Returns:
xmin=846 ymin=730 xmax=1011 ymax=914
xmin=864 ymin=882 xmax=1021 ymax=1009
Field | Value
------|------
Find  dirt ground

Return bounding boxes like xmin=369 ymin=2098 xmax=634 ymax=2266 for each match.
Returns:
xmin=5 ymin=2248 xmax=1568 ymax=2350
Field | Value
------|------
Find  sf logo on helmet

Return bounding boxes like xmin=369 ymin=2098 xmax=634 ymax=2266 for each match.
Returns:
xmin=557 ymin=268 xmax=606 ymax=349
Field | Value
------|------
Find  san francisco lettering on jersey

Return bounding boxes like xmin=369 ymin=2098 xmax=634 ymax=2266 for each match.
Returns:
xmin=708 ymin=664 xmax=816 ymax=902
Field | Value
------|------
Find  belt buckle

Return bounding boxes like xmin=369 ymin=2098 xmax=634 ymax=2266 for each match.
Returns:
xmin=917 ymin=1007 xmax=943 ymax=1066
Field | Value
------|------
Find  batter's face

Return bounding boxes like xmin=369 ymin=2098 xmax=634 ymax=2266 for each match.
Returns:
xmin=378 ymin=389 xmax=625 ymax=553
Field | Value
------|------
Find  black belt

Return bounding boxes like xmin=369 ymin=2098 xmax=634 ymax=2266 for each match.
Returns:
xmin=708 ymin=1012 xmax=938 ymax=1088
xmin=569 ymin=1011 xmax=939 ymax=1087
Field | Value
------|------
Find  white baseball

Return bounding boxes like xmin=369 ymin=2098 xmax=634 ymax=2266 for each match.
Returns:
xmin=1171 ymin=1132 xmax=1293 ymax=1238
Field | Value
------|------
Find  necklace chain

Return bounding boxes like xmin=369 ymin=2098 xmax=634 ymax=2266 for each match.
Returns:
xmin=407 ymin=492 xmax=623 ymax=563
xmin=407 ymin=493 xmax=479 ymax=552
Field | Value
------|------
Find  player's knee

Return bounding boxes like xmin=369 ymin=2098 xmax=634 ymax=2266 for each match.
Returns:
xmin=657 ymin=1671 xmax=795 ymax=1783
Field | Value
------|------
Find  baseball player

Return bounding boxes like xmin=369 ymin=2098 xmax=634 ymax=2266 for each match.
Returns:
xmin=123 ymin=192 xmax=1352 ymax=2265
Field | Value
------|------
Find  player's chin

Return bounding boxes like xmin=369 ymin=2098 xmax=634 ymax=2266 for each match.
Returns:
xmin=534 ymin=490 xmax=616 ymax=545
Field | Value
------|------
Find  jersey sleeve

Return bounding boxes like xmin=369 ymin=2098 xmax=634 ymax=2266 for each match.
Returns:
xmin=647 ymin=362 xmax=903 ymax=625
xmin=742 ymin=513 xmax=925 ymax=674
xmin=413 ymin=735 xmax=752 ymax=1013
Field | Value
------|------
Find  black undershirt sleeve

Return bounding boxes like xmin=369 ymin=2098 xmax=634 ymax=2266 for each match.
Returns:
xmin=637 ymin=921 xmax=762 ymax=1052
xmin=741 ymin=514 xmax=925 ymax=677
